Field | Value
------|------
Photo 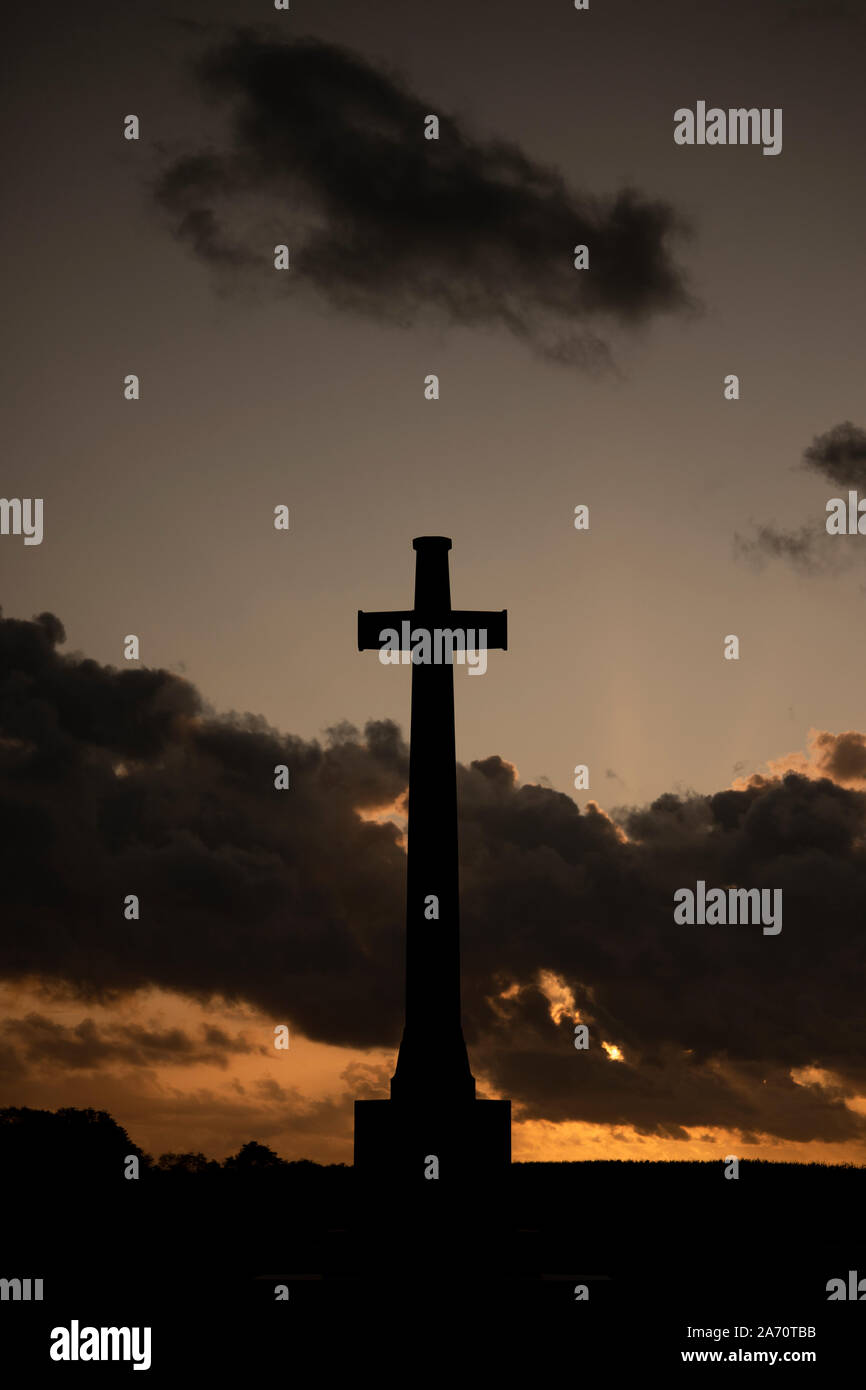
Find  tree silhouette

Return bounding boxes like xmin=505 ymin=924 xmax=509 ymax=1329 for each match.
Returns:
xmin=222 ymin=1140 xmax=286 ymax=1171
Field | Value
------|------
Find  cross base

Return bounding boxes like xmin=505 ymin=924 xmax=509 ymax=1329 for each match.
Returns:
xmin=354 ymin=1097 xmax=511 ymax=1189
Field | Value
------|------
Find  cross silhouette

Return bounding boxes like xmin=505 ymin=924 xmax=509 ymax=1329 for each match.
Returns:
xmin=358 ymin=537 xmax=507 ymax=1101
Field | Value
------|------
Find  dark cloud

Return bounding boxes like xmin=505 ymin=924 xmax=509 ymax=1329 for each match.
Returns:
xmin=733 ymin=522 xmax=825 ymax=574
xmin=153 ymin=30 xmax=692 ymax=366
xmin=811 ymin=730 xmax=866 ymax=784
xmin=2 ymin=610 xmax=866 ymax=1146
xmin=734 ymin=423 xmax=866 ymax=573
xmin=0 ymin=606 xmax=409 ymax=1049
xmin=0 ymin=1014 xmax=258 ymax=1073
xmin=802 ymin=421 xmax=866 ymax=489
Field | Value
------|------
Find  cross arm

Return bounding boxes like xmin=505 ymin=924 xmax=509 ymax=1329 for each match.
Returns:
xmin=358 ymin=610 xmax=415 ymax=651
xmin=358 ymin=609 xmax=507 ymax=651
xmin=447 ymin=610 xmax=508 ymax=650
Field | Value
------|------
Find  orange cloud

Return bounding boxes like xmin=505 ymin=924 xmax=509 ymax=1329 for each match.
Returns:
xmin=733 ymin=728 xmax=866 ymax=790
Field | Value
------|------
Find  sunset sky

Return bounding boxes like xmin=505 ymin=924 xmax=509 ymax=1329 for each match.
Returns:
xmin=2 ymin=0 xmax=865 ymax=1165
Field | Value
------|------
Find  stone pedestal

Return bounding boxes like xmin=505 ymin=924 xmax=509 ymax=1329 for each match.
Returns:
xmin=354 ymin=1097 xmax=511 ymax=1189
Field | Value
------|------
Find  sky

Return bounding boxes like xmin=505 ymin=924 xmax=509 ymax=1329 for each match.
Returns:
xmin=2 ymin=0 xmax=866 ymax=1164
